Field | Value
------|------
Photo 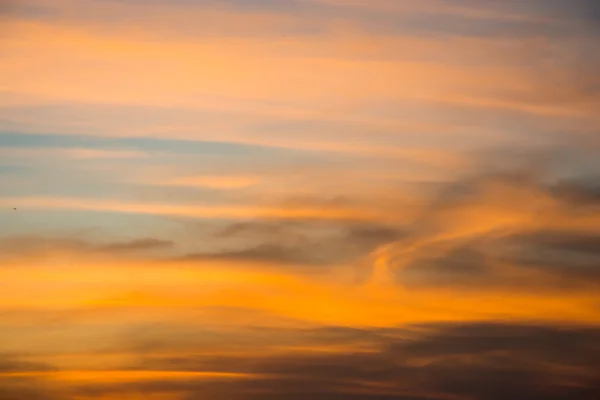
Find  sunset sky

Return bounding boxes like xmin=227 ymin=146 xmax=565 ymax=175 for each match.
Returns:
xmin=1 ymin=0 xmax=600 ymax=399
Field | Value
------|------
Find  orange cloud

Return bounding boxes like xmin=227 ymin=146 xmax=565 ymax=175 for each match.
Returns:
xmin=0 ymin=196 xmax=383 ymax=221
xmin=1 ymin=2 xmax=600 ymax=398
xmin=1 ymin=254 xmax=599 ymax=329
xmin=158 ymin=175 xmax=261 ymax=190
xmin=3 ymin=12 xmax=594 ymax=118
xmin=0 ymin=370 xmax=260 ymax=382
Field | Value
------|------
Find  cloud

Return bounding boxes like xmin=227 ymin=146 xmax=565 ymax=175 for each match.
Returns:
xmin=396 ymin=227 xmax=600 ymax=291
xmin=98 ymin=238 xmax=174 ymax=253
xmin=0 ymin=235 xmax=174 ymax=261
xmin=0 ymin=354 xmax=57 ymax=373
xmin=1 ymin=2 xmax=600 ymax=399
xmin=0 ymin=196 xmax=380 ymax=221
xmin=4 ymin=0 xmax=598 ymax=124
xmin=181 ymin=243 xmax=332 ymax=266
xmin=180 ymin=220 xmax=403 ymax=267
xmin=364 ymin=144 xmax=600 ymax=290
xmin=174 ymin=323 xmax=598 ymax=399
xmin=2 ymin=143 xmax=600 ymax=328
xmin=4 ymin=322 xmax=595 ymax=400
xmin=0 ymin=354 xmax=62 ymax=400
xmin=0 ymin=382 xmax=62 ymax=400
xmin=512 ymin=231 xmax=600 ymax=256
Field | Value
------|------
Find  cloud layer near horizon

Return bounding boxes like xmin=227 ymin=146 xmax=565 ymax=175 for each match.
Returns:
xmin=1 ymin=1 xmax=599 ymax=399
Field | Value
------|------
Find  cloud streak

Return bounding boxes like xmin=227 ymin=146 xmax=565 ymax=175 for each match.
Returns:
xmin=2 ymin=323 xmax=599 ymax=399
xmin=1 ymin=1 xmax=600 ymax=399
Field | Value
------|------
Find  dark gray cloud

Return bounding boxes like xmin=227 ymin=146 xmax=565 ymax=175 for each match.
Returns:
xmin=98 ymin=238 xmax=174 ymax=253
xmin=181 ymin=243 xmax=336 ymax=266
xmin=500 ymin=231 xmax=600 ymax=284
xmin=0 ymin=1 xmax=60 ymax=19
xmin=400 ymin=241 xmax=494 ymax=286
xmin=0 ymin=235 xmax=174 ymax=261
xmin=394 ymin=323 xmax=600 ymax=368
xmin=108 ymin=0 xmax=600 ymax=39
xmin=0 ymin=383 xmax=63 ymax=400
xmin=0 ymin=354 xmax=57 ymax=373
xmin=0 ymin=354 xmax=62 ymax=400
xmin=394 ymin=224 xmax=600 ymax=291
xmin=383 ymin=144 xmax=600 ymax=291
xmin=14 ymin=0 xmax=600 ymax=43
xmin=550 ymin=178 xmax=600 ymax=207
xmin=396 ymin=228 xmax=600 ymax=290
xmin=536 ymin=0 xmax=600 ymax=28
xmin=180 ymin=220 xmax=403 ymax=267
xmin=5 ymin=323 xmax=596 ymax=400
xmin=214 ymin=220 xmax=313 ymax=246
xmin=513 ymin=231 xmax=600 ymax=256
xmin=161 ymin=323 xmax=600 ymax=399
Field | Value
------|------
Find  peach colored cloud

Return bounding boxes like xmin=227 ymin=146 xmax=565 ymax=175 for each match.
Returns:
xmin=3 ymin=12 xmax=596 ymax=118
xmin=0 ymin=196 xmax=388 ymax=221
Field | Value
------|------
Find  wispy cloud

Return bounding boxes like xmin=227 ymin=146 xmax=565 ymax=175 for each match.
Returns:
xmin=2 ymin=0 xmax=600 ymax=399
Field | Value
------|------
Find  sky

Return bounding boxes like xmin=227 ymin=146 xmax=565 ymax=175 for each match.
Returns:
xmin=1 ymin=0 xmax=600 ymax=399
